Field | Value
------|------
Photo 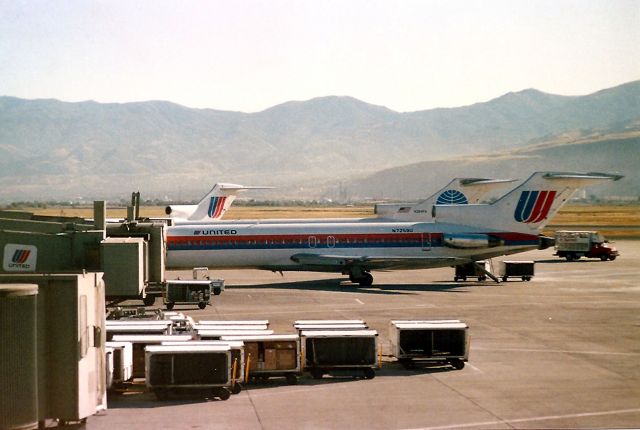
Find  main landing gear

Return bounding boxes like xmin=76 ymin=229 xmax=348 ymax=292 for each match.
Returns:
xmin=348 ymin=271 xmax=373 ymax=286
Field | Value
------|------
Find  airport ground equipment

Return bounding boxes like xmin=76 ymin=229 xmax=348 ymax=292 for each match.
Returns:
xmin=498 ymin=260 xmax=535 ymax=282
xmin=554 ymin=230 xmax=619 ymax=261
xmin=300 ymin=329 xmax=378 ymax=380
xmin=199 ymin=329 xmax=274 ymax=339
xmin=111 ymin=334 xmax=193 ymax=378
xmin=145 ymin=345 xmax=233 ymax=401
xmin=163 ymin=279 xmax=216 ymax=310
xmin=199 ymin=319 xmax=269 ymax=326
xmin=192 ymin=267 xmax=224 ymax=295
xmin=0 ymin=273 xmax=107 ymax=426
xmin=454 ymin=260 xmax=491 ymax=282
xmin=106 ymin=322 xmax=173 ymax=340
xmin=105 ymin=341 xmax=134 ymax=388
xmin=389 ymin=320 xmax=469 ymax=369
xmin=220 ymin=334 xmax=301 ymax=385
xmin=161 ymin=340 xmax=245 ymax=394
xmin=0 ymin=284 xmax=38 ymax=430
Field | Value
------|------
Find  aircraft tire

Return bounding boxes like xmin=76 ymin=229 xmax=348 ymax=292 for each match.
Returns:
xmin=358 ymin=273 xmax=373 ymax=287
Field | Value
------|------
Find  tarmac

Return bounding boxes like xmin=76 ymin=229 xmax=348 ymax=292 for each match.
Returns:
xmin=89 ymin=240 xmax=640 ymax=429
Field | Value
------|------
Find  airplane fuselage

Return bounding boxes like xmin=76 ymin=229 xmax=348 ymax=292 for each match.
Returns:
xmin=165 ymin=221 xmax=540 ymax=271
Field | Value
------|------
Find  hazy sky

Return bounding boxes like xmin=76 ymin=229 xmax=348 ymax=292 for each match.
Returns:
xmin=1 ymin=0 xmax=639 ymax=112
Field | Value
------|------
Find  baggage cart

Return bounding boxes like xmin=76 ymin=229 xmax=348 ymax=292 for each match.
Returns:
xmin=498 ymin=260 xmax=534 ymax=282
xmin=106 ymin=324 xmax=172 ymax=341
xmin=161 ymin=340 xmax=245 ymax=394
xmin=199 ymin=319 xmax=269 ymax=326
xmin=105 ymin=341 xmax=134 ymax=387
xmin=145 ymin=345 xmax=232 ymax=401
xmin=389 ymin=320 xmax=469 ymax=369
xmin=163 ymin=280 xmax=214 ymax=310
xmin=220 ymin=334 xmax=301 ymax=385
xmin=300 ymin=330 xmax=378 ymax=380
xmin=453 ymin=260 xmax=491 ymax=281
xmin=111 ymin=335 xmax=193 ymax=378
xmin=198 ymin=329 xmax=274 ymax=340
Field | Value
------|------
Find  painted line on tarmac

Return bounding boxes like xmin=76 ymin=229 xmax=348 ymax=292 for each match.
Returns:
xmin=355 ymin=298 xmax=364 ymax=305
xmin=473 ymin=346 xmax=640 ymax=356
xmin=409 ymin=407 xmax=640 ymax=430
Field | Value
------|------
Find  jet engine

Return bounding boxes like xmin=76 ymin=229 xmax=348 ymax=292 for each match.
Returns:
xmin=443 ymin=233 xmax=503 ymax=249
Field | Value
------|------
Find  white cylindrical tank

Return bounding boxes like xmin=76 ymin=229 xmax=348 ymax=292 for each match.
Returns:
xmin=0 ymin=284 xmax=39 ymax=430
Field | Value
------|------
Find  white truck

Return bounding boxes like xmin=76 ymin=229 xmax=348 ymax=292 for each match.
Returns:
xmin=554 ymin=230 xmax=619 ymax=261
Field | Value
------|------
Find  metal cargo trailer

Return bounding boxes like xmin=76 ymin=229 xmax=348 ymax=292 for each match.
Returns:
xmin=199 ymin=319 xmax=269 ymax=326
xmin=111 ymin=335 xmax=193 ymax=378
xmin=301 ymin=330 xmax=378 ymax=380
xmin=106 ymin=324 xmax=172 ymax=341
xmin=389 ymin=321 xmax=469 ymax=369
xmin=198 ymin=329 xmax=274 ymax=340
xmin=161 ymin=340 xmax=245 ymax=394
xmin=498 ymin=260 xmax=534 ymax=282
xmin=220 ymin=334 xmax=301 ymax=385
xmin=145 ymin=345 xmax=232 ymax=400
xmin=453 ymin=260 xmax=491 ymax=281
xmin=105 ymin=341 xmax=133 ymax=388
xmin=163 ymin=280 xmax=213 ymax=310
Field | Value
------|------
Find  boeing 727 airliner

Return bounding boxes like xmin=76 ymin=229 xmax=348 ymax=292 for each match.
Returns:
xmin=165 ymin=172 xmax=622 ymax=285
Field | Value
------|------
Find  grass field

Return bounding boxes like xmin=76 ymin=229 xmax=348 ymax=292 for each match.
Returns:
xmin=9 ymin=203 xmax=640 ymax=237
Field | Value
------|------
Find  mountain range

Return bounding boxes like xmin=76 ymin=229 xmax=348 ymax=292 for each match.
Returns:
xmin=1 ymin=80 xmax=639 ymax=202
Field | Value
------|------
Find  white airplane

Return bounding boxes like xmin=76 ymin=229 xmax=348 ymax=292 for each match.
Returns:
xmin=165 ymin=183 xmax=272 ymax=223
xmin=178 ymin=176 xmax=516 ymax=225
xmin=165 ymin=172 xmax=622 ymax=286
xmin=373 ymin=177 xmax=517 ymax=221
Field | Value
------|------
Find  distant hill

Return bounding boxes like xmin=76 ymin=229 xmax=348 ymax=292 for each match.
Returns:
xmin=340 ymin=123 xmax=640 ymax=201
xmin=0 ymin=80 xmax=639 ymax=201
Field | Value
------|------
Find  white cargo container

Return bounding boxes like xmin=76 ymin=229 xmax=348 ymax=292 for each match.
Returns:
xmin=105 ymin=341 xmax=133 ymax=387
xmin=145 ymin=345 xmax=232 ymax=400
xmin=161 ymin=340 xmax=245 ymax=394
xmin=300 ymin=330 xmax=378 ymax=379
xmin=110 ymin=334 xmax=193 ymax=378
xmin=389 ymin=321 xmax=469 ymax=369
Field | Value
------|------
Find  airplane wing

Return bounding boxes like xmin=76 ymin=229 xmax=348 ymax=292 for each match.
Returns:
xmin=289 ymin=253 xmax=468 ymax=271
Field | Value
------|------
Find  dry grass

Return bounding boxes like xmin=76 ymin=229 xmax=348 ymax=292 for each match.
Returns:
xmin=13 ymin=203 xmax=640 ymax=237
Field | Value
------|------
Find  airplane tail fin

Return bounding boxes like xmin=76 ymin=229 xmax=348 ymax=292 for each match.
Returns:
xmin=166 ymin=183 xmax=273 ymax=221
xmin=435 ymin=172 xmax=623 ymax=233
xmin=376 ymin=177 xmax=516 ymax=220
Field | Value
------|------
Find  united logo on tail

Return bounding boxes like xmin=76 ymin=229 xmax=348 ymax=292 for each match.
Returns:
xmin=12 ymin=249 xmax=31 ymax=264
xmin=514 ymin=190 xmax=557 ymax=223
xmin=207 ymin=196 xmax=227 ymax=219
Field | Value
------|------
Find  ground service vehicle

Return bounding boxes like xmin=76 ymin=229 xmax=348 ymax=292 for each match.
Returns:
xmin=554 ymin=230 xmax=619 ymax=261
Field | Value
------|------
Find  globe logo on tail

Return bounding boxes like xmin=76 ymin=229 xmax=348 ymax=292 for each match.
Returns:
xmin=514 ymin=190 xmax=557 ymax=223
xmin=436 ymin=190 xmax=468 ymax=205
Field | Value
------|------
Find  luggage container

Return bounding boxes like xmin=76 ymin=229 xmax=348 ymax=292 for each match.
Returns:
xmin=294 ymin=323 xmax=368 ymax=333
xmin=294 ymin=319 xmax=365 ymax=326
xmin=389 ymin=321 xmax=469 ymax=369
xmin=110 ymin=335 xmax=193 ymax=378
xmin=300 ymin=330 xmax=378 ymax=380
xmin=198 ymin=329 xmax=274 ymax=340
xmin=145 ymin=345 xmax=232 ymax=401
xmin=498 ymin=260 xmax=534 ymax=282
xmin=105 ymin=341 xmax=133 ymax=387
xmin=220 ymin=334 xmax=301 ymax=385
xmin=193 ymin=324 xmax=269 ymax=331
xmin=161 ymin=340 xmax=245 ymax=394
xmin=453 ymin=260 xmax=491 ymax=281
xmin=199 ymin=319 xmax=269 ymax=326
xmin=163 ymin=280 xmax=213 ymax=310
xmin=106 ymin=324 xmax=172 ymax=341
